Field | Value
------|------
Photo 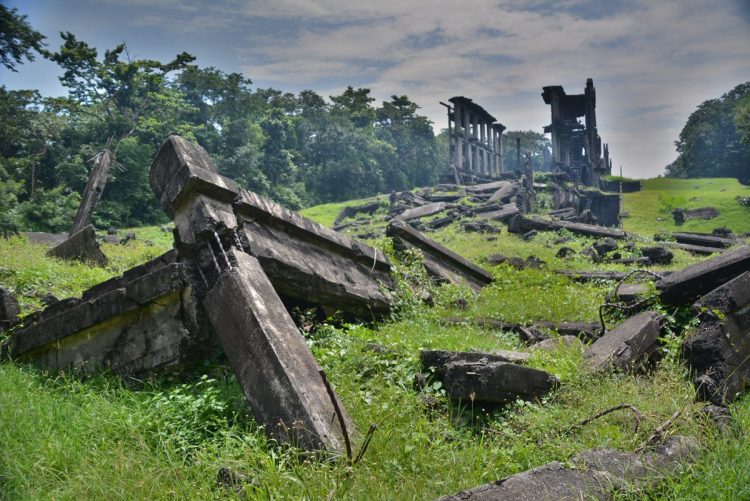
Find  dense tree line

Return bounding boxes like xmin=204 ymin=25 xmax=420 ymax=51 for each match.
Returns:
xmin=665 ymin=81 xmax=750 ymax=184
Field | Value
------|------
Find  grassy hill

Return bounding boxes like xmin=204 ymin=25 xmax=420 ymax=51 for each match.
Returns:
xmin=0 ymin=178 xmax=749 ymax=499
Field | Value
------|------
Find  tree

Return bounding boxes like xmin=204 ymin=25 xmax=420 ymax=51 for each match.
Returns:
xmin=0 ymin=5 xmax=46 ymax=71
xmin=502 ymin=130 xmax=551 ymax=172
xmin=666 ymin=81 xmax=750 ymax=184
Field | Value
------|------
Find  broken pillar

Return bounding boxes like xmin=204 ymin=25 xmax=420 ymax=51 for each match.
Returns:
xmin=203 ymin=248 xmax=352 ymax=452
xmin=508 ymin=214 xmax=626 ymax=239
xmin=672 ymin=232 xmax=734 ymax=249
xmin=657 ymin=245 xmax=750 ymax=306
xmin=150 ymin=135 xmax=358 ymax=453
xmin=421 ymin=350 xmax=530 ymax=379
xmin=151 ymin=135 xmax=392 ymax=318
xmin=69 ymin=140 xmax=114 ymax=235
xmin=46 ymin=224 xmax=108 ymax=266
xmin=682 ymin=272 xmax=750 ymax=404
xmin=393 ymin=202 xmax=448 ymax=222
xmin=387 ymin=219 xmax=493 ymax=292
xmin=584 ymin=311 xmax=662 ymax=372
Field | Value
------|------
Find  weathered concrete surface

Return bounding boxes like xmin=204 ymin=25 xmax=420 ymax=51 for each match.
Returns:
xmin=0 ymin=286 xmax=20 ymax=331
xmin=487 ymin=181 xmax=521 ymax=203
xmin=393 ymin=202 xmax=448 ymax=222
xmin=478 ymin=204 xmax=520 ymax=223
xmin=9 ymin=251 xmax=211 ymax=376
xmin=426 ymin=354 xmax=558 ymax=404
xmin=672 ymin=232 xmax=734 ymax=249
xmin=421 ymin=350 xmax=530 ymax=379
xmin=388 ymin=219 xmax=493 ymax=292
xmin=667 ymin=242 xmax=724 ymax=256
xmin=333 ymin=201 xmax=380 ymax=225
xmin=467 ymin=181 xmax=511 ymax=194
xmin=203 ymin=250 xmax=352 ymax=453
xmin=616 ymin=283 xmax=649 ymax=302
xmin=440 ymin=317 xmax=600 ymax=343
xmin=682 ymin=271 xmax=750 ymax=404
xmin=47 ymin=225 xmax=108 ymax=266
xmin=70 ymin=144 xmax=113 ymax=235
xmin=508 ymin=214 xmax=626 ymax=239
xmin=437 ymin=435 xmax=698 ymax=501
xmin=584 ymin=311 xmax=662 ymax=372
xmin=657 ymin=245 xmax=750 ymax=306
xmin=530 ymin=335 xmax=583 ymax=351
xmin=151 ymin=135 xmax=393 ymax=317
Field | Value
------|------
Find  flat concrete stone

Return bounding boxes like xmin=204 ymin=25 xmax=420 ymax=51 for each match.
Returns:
xmin=421 ymin=350 xmax=530 ymax=379
xmin=47 ymin=225 xmax=108 ymax=266
xmin=672 ymin=232 xmax=734 ymax=249
xmin=658 ymin=245 xmax=750 ymax=305
xmin=487 ymin=181 xmax=521 ymax=203
xmin=388 ymin=220 xmax=493 ymax=292
xmin=437 ymin=435 xmax=698 ymax=501
xmin=530 ymin=336 xmax=584 ymax=351
xmin=584 ymin=311 xmax=662 ymax=372
xmin=682 ymin=271 xmax=750 ymax=404
xmin=479 ymin=203 xmax=520 ymax=222
xmin=616 ymin=283 xmax=649 ymax=302
xmin=203 ymin=250 xmax=352 ymax=454
xmin=508 ymin=214 xmax=626 ymax=239
xmin=437 ymin=358 xmax=558 ymax=404
xmin=393 ymin=202 xmax=448 ymax=222
xmin=467 ymin=181 xmax=511 ymax=194
xmin=667 ymin=242 xmax=725 ymax=256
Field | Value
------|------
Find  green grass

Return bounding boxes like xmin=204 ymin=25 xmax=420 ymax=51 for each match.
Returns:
xmin=1 ymin=180 xmax=749 ymax=499
xmin=622 ymin=177 xmax=750 ymax=236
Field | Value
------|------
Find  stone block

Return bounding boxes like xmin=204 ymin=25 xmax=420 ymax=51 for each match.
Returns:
xmin=47 ymin=225 xmax=108 ymax=266
xmin=584 ymin=311 xmax=662 ymax=372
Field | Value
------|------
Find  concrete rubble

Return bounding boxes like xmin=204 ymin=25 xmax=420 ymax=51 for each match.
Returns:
xmin=421 ymin=350 xmax=558 ymax=405
xmin=46 ymin=224 xmax=108 ymax=266
xmin=0 ymin=286 xmax=20 ymax=331
xmin=682 ymin=271 xmax=750 ymax=404
xmin=437 ymin=435 xmax=698 ymax=501
xmin=657 ymin=245 xmax=750 ymax=305
xmin=584 ymin=311 xmax=662 ymax=372
xmin=388 ymin=219 xmax=493 ymax=292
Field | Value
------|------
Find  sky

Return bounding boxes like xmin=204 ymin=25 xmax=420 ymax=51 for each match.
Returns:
xmin=2 ymin=0 xmax=749 ymax=179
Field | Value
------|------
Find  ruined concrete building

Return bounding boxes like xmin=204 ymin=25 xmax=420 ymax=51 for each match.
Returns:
xmin=442 ymin=97 xmax=506 ymax=184
xmin=542 ymin=78 xmax=613 ymax=187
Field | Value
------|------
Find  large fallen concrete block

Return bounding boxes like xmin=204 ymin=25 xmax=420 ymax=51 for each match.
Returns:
xmin=46 ymin=224 xmax=108 ymax=266
xmin=478 ymin=203 xmax=520 ymax=223
xmin=8 ymin=251 xmax=212 ymax=376
xmin=508 ymin=214 xmax=626 ymax=239
xmin=657 ymin=245 xmax=750 ymax=306
xmin=584 ymin=311 xmax=662 ymax=372
xmin=667 ymin=242 xmax=724 ymax=256
xmin=487 ymin=181 xmax=521 ymax=203
xmin=203 ymin=249 xmax=352 ymax=453
xmin=467 ymin=181 xmax=512 ymax=194
xmin=437 ymin=435 xmax=698 ymax=501
xmin=388 ymin=219 xmax=493 ymax=292
xmin=151 ymin=135 xmax=392 ymax=317
xmin=682 ymin=271 xmax=750 ymax=404
xmin=393 ymin=202 xmax=448 ymax=222
xmin=332 ymin=200 xmax=380 ymax=225
xmin=421 ymin=350 xmax=558 ymax=404
xmin=672 ymin=232 xmax=734 ymax=249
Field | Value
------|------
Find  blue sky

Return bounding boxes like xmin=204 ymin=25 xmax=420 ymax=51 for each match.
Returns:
xmin=2 ymin=0 xmax=749 ymax=178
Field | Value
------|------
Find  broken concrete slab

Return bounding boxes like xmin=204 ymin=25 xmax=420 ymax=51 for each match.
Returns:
xmin=203 ymin=249 xmax=352 ymax=454
xmin=388 ymin=219 xmax=493 ymax=292
xmin=487 ymin=181 xmax=521 ymax=203
xmin=657 ymin=245 xmax=750 ymax=306
xmin=421 ymin=350 xmax=530 ymax=379
xmin=477 ymin=203 xmax=520 ymax=222
xmin=673 ymin=207 xmax=719 ymax=224
xmin=393 ymin=202 xmax=448 ymax=222
xmin=46 ymin=225 xmax=108 ymax=266
xmin=437 ymin=435 xmax=698 ymax=501
xmin=667 ymin=242 xmax=725 ymax=256
xmin=641 ymin=246 xmax=674 ymax=265
xmin=440 ymin=360 xmax=558 ymax=404
xmin=584 ymin=311 xmax=662 ymax=372
xmin=462 ymin=221 xmax=501 ymax=234
xmin=332 ymin=201 xmax=380 ymax=226
xmin=9 ymin=251 xmax=213 ymax=376
xmin=616 ymin=283 xmax=649 ymax=303
xmin=466 ymin=181 xmax=512 ymax=194
xmin=0 ymin=286 xmax=20 ymax=331
xmin=151 ymin=135 xmax=393 ymax=317
xmin=672 ymin=232 xmax=734 ymax=249
xmin=508 ymin=214 xmax=626 ymax=239
xmin=530 ymin=335 xmax=583 ymax=352
xmin=682 ymin=271 xmax=750 ymax=404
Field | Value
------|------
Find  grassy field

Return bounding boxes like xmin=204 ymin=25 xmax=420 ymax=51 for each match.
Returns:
xmin=0 ymin=179 xmax=749 ymax=499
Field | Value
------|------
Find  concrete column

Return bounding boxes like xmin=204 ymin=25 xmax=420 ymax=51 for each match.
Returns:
xmin=480 ymin=122 xmax=487 ymax=175
xmin=472 ymin=114 xmax=479 ymax=173
xmin=455 ymin=104 xmax=463 ymax=171
xmin=466 ymin=111 xmax=474 ymax=172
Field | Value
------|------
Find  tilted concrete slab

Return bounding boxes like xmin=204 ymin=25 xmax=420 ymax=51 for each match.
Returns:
xmin=47 ymin=225 xmax=108 ymax=266
xmin=584 ymin=311 xmax=662 ymax=372
xmin=203 ymin=249 xmax=352 ymax=454
xmin=393 ymin=202 xmax=448 ymax=222
xmin=151 ymin=135 xmax=392 ymax=317
xmin=9 ymin=251 xmax=213 ymax=375
xmin=657 ymin=245 xmax=750 ymax=306
xmin=682 ymin=271 xmax=750 ymax=404
xmin=387 ymin=219 xmax=493 ymax=292
xmin=508 ymin=214 xmax=626 ymax=239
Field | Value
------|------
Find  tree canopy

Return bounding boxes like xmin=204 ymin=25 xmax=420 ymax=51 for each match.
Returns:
xmin=665 ymin=81 xmax=750 ymax=184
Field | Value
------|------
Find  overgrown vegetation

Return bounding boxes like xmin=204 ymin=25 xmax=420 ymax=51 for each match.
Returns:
xmin=1 ymin=185 xmax=749 ymax=498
